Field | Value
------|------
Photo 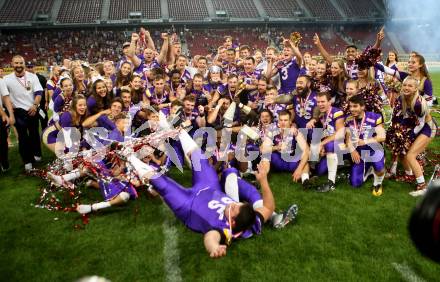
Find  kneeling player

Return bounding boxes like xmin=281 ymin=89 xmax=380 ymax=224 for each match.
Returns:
xmin=345 ymin=95 xmax=386 ymax=196
xmin=307 ymin=92 xmax=345 ymax=192
xmin=263 ymin=111 xmax=310 ymax=186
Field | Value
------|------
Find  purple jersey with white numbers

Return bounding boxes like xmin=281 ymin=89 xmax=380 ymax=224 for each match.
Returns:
xmin=345 ymin=112 xmax=382 ymax=141
xmin=278 ymin=58 xmax=300 ymax=93
xmin=222 ymin=62 xmax=237 ymax=76
xmin=292 ymin=91 xmax=317 ymax=128
xmin=264 ymin=103 xmax=286 ymax=122
xmin=319 ymin=107 xmax=344 ymax=137
xmin=188 ymin=188 xmax=237 ymax=234
xmin=239 ymin=70 xmax=262 ymax=85
xmin=217 ymin=84 xmax=238 ymax=100
xmin=345 ymin=61 xmax=358 ymax=80
xmin=220 ymin=168 xmax=263 ymax=238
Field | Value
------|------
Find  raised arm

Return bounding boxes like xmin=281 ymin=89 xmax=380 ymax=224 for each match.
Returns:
xmin=128 ymin=33 xmax=142 ymax=68
xmin=313 ymin=33 xmax=332 ymax=64
xmin=157 ymin=33 xmax=170 ymax=65
xmin=254 ymin=160 xmax=275 ymax=222
xmin=373 ymin=27 xmax=385 ymax=49
xmin=141 ymin=28 xmax=156 ymax=51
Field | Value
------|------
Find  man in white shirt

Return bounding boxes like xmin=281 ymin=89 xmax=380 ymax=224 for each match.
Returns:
xmin=3 ymin=55 xmax=43 ymax=171
xmin=0 ymin=77 xmax=15 ymax=171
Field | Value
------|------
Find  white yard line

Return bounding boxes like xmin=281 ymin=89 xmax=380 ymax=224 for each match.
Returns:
xmin=392 ymin=262 xmax=426 ymax=282
xmin=162 ymin=206 xmax=182 ymax=282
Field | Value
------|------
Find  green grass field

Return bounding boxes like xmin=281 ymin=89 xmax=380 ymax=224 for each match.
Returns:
xmin=1 ymin=75 xmax=440 ymax=281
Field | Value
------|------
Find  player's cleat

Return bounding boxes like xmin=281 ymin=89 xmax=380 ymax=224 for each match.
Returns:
xmin=302 ymin=178 xmax=312 ymax=190
xmin=316 ymin=180 xmax=335 ymax=193
xmin=302 ymin=176 xmax=318 ymax=190
xmin=336 ymin=171 xmax=350 ymax=182
xmin=372 ymin=184 xmax=383 ymax=196
xmin=77 ymin=204 xmax=92 ymax=214
xmin=273 ymin=204 xmax=298 ymax=229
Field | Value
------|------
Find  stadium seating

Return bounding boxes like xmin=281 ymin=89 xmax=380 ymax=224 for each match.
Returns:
xmin=0 ymin=0 xmax=54 ymax=23
xmin=108 ymin=0 xmax=161 ymax=20
xmin=212 ymin=0 xmax=259 ymax=18
xmin=301 ymin=0 xmax=342 ymax=20
xmin=168 ymin=0 xmax=209 ymax=21
xmin=336 ymin=0 xmax=381 ymax=18
xmin=260 ymin=0 xmax=304 ymax=18
xmin=57 ymin=0 xmax=103 ymax=23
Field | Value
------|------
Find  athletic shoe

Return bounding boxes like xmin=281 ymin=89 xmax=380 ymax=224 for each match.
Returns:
xmin=1 ymin=163 xmax=10 ymax=172
xmin=409 ymin=183 xmax=427 ymax=197
xmin=409 ymin=189 xmax=427 ymax=197
xmin=34 ymin=156 xmax=42 ymax=162
xmin=372 ymin=184 xmax=383 ymax=196
xmin=336 ymin=171 xmax=350 ymax=182
xmin=302 ymin=176 xmax=318 ymax=190
xmin=316 ymin=180 xmax=335 ymax=193
xmin=24 ymin=163 xmax=33 ymax=172
xmin=273 ymin=204 xmax=298 ymax=229
xmin=77 ymin=204 xmax=93 ymax=214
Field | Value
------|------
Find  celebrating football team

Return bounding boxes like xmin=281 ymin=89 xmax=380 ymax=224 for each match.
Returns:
xmin=0 ymin=26 xmax=437 ymax=258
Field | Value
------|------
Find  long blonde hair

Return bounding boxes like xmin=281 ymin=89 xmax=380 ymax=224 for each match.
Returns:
xmin=401 ymin=76 xmax=427 ymax=115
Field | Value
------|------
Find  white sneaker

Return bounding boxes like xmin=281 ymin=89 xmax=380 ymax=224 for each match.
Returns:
xmin=34 ymin=156 xmax=42 ymax=162
xmin=24 ymin=163 xmax=33 ymax=172
xmin=409 ymin=189 xmax=427 ymax=197
xmin=77 ymin=204 xmax=92 ymax=214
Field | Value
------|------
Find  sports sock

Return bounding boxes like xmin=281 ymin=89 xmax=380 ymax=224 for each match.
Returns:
xmin=390 ymin=161 xmax=397 ymax=174
xmin=327 ymin=153 xmax=337 ymax=183
xmin=301 ymin=173 xmax=309 ymax=183
xmin=224 ymin=173 xmax=239 ymax=202
xmin=416 ymin=176 xmax=425 ymax=184
xmin=63 ymin=169 xmax=81 ymax=181
xmin=92 ymin=201 xmax=111 ymax=211
xmin=373 ymin=172 xmax=384 ymax=186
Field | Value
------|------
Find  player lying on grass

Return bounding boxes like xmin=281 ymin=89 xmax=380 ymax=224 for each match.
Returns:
xmin=128 ymin=129 xmax=297 ymax=258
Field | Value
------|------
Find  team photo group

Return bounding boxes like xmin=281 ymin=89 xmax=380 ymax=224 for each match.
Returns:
xmin=0 ymin=24 xmax=438 ymax=259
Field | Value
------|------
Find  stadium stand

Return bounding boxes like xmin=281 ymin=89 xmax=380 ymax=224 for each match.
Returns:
xmin=168 ymin=0 xmax=209 ymax=21
xmin=211 ymin=0 xmax=260 ymax=18
xmin=0 ymin=0 xmax=54 ymax=23
xmin=57 ymin=0 xmax=103 ymax=23
xmin=260 ymin=0 xmax=304 ymax=18
xmin=108 ymin=0 xmax=161 ymax=20
xmin=336 ymin=0 xmax=381 ymax=18
xmin=301 ymin=0 xmax=342 ymax=20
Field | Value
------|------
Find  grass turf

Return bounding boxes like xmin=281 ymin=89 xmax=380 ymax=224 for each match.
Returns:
xmin=1 ymin=74 xmax=440 ymax=281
